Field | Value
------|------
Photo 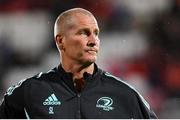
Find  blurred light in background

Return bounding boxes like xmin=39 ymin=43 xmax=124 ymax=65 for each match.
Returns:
xmin=0 ymin=0 xmax=180 ymax=118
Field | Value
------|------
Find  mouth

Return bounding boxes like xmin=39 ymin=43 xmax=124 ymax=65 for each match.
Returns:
xmin=87 ymin=50 xmax=96 ymax=54
xmin=85 ymin=49 xmax=98 ymax=55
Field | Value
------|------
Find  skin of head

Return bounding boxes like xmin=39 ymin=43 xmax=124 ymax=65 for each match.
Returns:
xmin=54 ymin=8 xmax=100 ymax=73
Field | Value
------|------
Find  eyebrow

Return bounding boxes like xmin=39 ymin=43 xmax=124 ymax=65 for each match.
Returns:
xmin=79 ymin=27 xmax=99 ymax=33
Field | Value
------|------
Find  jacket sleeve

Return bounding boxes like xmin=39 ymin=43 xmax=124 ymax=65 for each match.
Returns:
xmin=133 ymin=92 xmax=158 ymax=119
xmin=0 ymin=80 xmax=26 ymax=118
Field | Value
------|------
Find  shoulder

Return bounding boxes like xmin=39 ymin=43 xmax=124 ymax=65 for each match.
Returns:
xmin=4 ymin=67 xmax=58 ymax=97
xmin=101 ymin=71 xmax=150 ymax=110
xmin=30 ymin=68 xmax=58 ymax=82
xmin=101 ymin=71 xmax=136 ymax=91
xmin=0 ymin=67 xmax=59 ymax=109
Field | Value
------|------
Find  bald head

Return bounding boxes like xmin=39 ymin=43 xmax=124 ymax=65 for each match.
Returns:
xmin=54 ymin=8 xmax=96 ymax=38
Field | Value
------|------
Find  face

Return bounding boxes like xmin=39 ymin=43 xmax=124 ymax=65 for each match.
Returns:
xmin=59 ymin=13 xmax=100 ymax=65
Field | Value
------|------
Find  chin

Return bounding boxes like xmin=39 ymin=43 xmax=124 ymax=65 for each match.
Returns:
xmin=88 ymin=56 xmax=97 ymax=62
xmin=83 ymin=58 xmax=96 ymax=65
xmin=79 ymin=55 xmax=97 ymax=64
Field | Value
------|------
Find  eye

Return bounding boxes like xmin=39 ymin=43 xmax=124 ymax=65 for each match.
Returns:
xmin=80 ymin=30 xmax=88 ymax=35
xmin=94 ymin=30 xmax=99 ymax=36
xmin=83 ymin=30 xmax=90 ymax=36
xmin=77 ymin=29 xmax=90 ymax=37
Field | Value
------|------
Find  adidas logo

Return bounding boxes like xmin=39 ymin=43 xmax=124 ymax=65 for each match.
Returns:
xmin=43 ymin=93 xmax=61 ymax=106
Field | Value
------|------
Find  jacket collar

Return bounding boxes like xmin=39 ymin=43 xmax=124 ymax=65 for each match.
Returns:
xmin=57 ymin=63 xmax=99 ymax=80
xmin=56 ymin=63 xmax=101 ymax=92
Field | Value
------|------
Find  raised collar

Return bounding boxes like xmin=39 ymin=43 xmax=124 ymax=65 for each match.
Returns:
xmin=57 ymin=63 xmax=99 ymax=80
xmin=56 ymin=63 xmax=101 ymax=93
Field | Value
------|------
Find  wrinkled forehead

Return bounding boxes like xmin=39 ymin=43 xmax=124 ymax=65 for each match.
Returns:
xmin=67 ymin=13 xmax=99 ymax=28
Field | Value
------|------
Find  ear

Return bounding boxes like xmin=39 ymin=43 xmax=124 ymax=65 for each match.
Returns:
xmin=55 ymin=35 xmax=64 ymax=50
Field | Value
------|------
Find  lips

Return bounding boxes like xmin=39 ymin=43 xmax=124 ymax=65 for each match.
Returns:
xmin=87 ymin=49 xmax=97 ymax=52
xmin=87 ymin=50 xmax=96 ymax=54
xmin=85 ymin=48 xmax=98 ymax=54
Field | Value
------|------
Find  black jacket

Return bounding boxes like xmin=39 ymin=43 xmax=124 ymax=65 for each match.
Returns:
xmin=0 ymin=64 xmax=157 ymax=119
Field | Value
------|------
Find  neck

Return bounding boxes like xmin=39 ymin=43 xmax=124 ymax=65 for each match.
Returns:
xmin=61 ymin=61 xmax=94 ymax=80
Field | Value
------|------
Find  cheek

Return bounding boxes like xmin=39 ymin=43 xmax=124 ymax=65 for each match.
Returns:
xmin=96 ymin=41 xmax=100 ymax=50
xmin=71 ymin=41 xmax=84 ymax=50
xmin=66 ymin=41 xmax=84 ymax=55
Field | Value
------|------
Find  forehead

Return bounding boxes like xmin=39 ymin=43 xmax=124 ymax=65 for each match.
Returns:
xmin=67 ymin=13 xmax=99 ymax=30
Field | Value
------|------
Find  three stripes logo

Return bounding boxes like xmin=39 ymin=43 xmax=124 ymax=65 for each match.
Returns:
xmin=43 ymin=93 xmax=61 ymax=106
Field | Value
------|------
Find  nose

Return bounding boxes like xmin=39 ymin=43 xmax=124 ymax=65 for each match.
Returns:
xmin=87 ymin=34 xmax=99 ymax=47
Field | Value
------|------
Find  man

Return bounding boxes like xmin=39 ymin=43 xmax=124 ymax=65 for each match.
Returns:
xmin=0 ymin=8 xmax=157 ymax=119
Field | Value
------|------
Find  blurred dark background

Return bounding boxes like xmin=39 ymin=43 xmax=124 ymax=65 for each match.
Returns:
xmin=0 ymin=0 xmax=180 ymax=118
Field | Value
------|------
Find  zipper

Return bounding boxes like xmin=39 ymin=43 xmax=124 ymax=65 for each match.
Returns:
xmin=75 ymin=93 xmax=81 ymax=118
